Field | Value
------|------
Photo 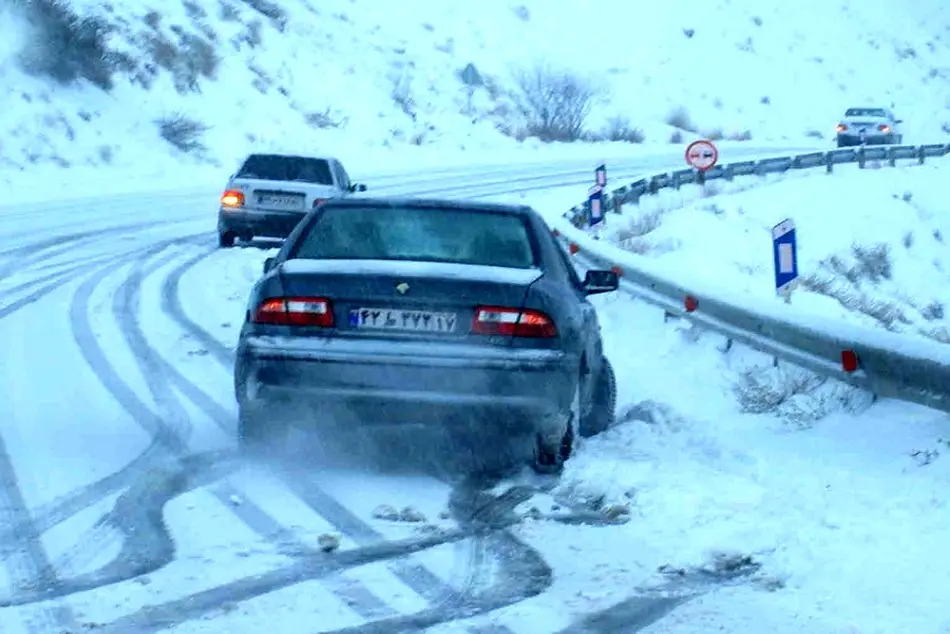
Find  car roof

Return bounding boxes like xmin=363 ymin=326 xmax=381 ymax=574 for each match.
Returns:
xmin=320 ymin=196 xmax=536 ymax=216
xmin=243 ymin=152 xmax=340 ymax=163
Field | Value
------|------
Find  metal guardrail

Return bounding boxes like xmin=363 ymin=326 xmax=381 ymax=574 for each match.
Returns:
xmin=556 ymin=142 xmax=950 ymax=413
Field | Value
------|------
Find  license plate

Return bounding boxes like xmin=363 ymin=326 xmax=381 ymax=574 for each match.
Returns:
xmin=349 ymin=308 xmax=458 ymax=333
xmin=257 ymin=194 xmax=303 ymax=209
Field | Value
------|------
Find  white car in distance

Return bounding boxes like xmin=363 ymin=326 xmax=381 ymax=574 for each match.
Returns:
xmin=835 ymin=107 xmax=904 ymax=148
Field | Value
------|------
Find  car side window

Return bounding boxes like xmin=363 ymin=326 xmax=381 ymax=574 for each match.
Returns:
xmin=547 ymin=232 xmax=585 ymax=291
xmin=338 ymin=163 xmax=352 ymax=191
xmin=332 ymin=161 xmax=350 ymax=191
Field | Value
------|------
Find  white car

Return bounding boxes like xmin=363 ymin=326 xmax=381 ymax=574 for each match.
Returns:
xmin=835 ymin=107 xmax=904 ymax=148
xmin=217 ymin=153 xmax=367 ymax=248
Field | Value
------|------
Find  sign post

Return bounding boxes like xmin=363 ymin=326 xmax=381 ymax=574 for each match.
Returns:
xmin=595 ymin=163 xmax=607 ymax=188
xmin=587 ymin=185 xmax=604 ymax=232
xmin=685 ymin=139 xmax=719 ymax=177
xmin=772 ymin=218 xmax=798 ymax=303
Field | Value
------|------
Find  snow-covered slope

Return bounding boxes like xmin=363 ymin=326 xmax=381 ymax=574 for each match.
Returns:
xmin=596 ymin=159 xmax=950 ymax=346
xmin=2 ymin=0 xmax=950 ymax=181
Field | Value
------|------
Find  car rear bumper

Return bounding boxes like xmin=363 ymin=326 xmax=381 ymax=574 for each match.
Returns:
xmin=235 ymin=335 xmax=577 ymax=436
xmin=218 ymin=208 xmax=307 ymax=239
xmin=836 ymin=133 xmax=896 ymax=146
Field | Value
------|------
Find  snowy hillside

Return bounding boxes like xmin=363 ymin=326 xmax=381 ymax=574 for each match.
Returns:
xmin=2 ymin=0 xmax=950 ymax=181
xmin=594 ymin=159 xmax=950 ymax=346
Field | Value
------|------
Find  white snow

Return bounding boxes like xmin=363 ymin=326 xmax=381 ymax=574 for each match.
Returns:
xmin=1 ymin=0 xmax=949 ymax=188
xmin=2 ymin=1 xmax=950 ymax=632
xmin=585 ymin=158 xmax=950 ymax=347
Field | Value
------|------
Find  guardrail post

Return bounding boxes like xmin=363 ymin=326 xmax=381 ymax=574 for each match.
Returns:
xmin=888 ymin=148 xmax=897 ymax=168
xmin=723 ymin=166 xmax=734 ymax=182
xmin=825 ymin=152 xmax=833 ymax=174
xmin=918 ymin=146 xmax=926 ymax=165
xmin=857 ymin=147 xmax=866 ymax=169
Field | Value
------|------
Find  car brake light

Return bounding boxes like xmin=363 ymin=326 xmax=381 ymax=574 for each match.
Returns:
xmin=253 ymin=297 xmax=334 ymax=327
xmin=312 ymin=198 xmax=326 ymax=208
xmin=879 ymin=124 xmax=890 ymax=133
xmin=221 ymin=189 xmax=244 ymax=207
xmin=836 ymin=124 xmax=847 ymax=132
xmin=472 ymin=306 xmax=557 ymax=338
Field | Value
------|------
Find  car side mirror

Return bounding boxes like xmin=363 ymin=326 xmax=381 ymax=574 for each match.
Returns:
xmin=263 ymin=257 xmax=277 ymax=274
xmin=351 ymin=183 xmax=367 ymax=192
xmin=583 ymin=269 xmax=619 ymax=295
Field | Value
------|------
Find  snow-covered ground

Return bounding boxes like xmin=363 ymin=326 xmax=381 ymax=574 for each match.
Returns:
xmin=2 ymin=0 xmax=950 ymax=631
xmin=1 ymin=0 xmax=950 ymax=184
xmin=1 ymin=167 xmax=948 ymax=633
xmin=593 ymin=158 xmax=950 ymax=346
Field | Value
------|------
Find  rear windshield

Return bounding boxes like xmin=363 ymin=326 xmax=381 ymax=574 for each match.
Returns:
xmin=235 ymin=155 xmax=334 ymax=185
xmin=293 ymin=205 xmax=538 ymax=269
xmin=845 ymin=108 xmax=887 ymax=117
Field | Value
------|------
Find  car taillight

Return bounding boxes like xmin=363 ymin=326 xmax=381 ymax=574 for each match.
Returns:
xmin=836 ymin=124 xmax=847 ymax=132
xmin=253 ymin=297 xmax=334 ymax=327
xmin=472 ymin=306 xmax=557 ymax=338
xmin=879 ymin=124 xmax=890 ymax=133
xmin=312 ymin=198 xmax=326 ymax=208
xmin=221 ymin=189 xmax=244 ymax=207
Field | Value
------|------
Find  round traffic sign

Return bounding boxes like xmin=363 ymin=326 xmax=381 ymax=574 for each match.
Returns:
xmin=685 ymin=139 xmax=719 ymax=172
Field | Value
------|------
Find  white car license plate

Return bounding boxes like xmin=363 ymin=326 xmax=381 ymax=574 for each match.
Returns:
xmin=258 ymin=194 xmax=303 ymax=209
xmin=349 ymin=308 xmax=458 ymax=333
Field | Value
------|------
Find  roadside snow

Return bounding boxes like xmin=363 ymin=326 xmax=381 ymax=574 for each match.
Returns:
xmin=596 ymin=159 xmax=950 ymax=345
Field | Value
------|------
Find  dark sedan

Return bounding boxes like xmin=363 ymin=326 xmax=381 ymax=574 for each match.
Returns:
xmin=234 ymin=197 xmax=619 ymax=473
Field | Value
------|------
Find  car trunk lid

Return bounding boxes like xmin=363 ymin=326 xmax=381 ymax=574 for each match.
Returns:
xmin=272 ymin=258 xmax=544 ymax=344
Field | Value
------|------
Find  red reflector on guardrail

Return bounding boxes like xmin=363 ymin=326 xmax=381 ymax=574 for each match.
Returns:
xmin=610 ymin=265 xmax=623 ymax=277
xmin=841 ymin=349 xmax=859 ymax=373
xmin=569 ymin=243 xmax=580 ymax=255
xmin=684 ymin=296 xmax=699 ymax=312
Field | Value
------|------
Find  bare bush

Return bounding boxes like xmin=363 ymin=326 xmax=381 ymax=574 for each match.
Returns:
xmin=238 ymin=0 xmax=287 ymax=31
xmin=733 ymin=365 xmax=871 ymax=428
xmin=304 ymin=108 xmax=347 ymax=129
xmin=665 ymin=106 xmax=696 ymax=132
xmin=922 ymin=301 xmax=946 ymax=321
xmin=669 ymin=130 xmax=684 ymax=143
xmin=156 ymin=115 xmax=209 ymax=152
xmin=616 ymin=211 xmax=663 ymax=241
xmin=143 ymin=30 xmax=219 ymax=93
xmin=728 ymin=129 xmax=753 ymax=141
xmin=15 ymin=0 xmax=130 ymax=90
xmin=511 ymin=63 xmax=599 ymax=142
xmin=602 ymin=116 xmax=645 ymax=143
xmin=389 ymin=70 xmax=416 ymax=119
xmin=805 ymin=129 xmax=824 ymax=139
xmin=850 ymin=244 xmax=893 ymax=282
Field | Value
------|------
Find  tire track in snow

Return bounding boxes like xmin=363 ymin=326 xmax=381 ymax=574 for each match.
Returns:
xmin=160 ymin=250 xmax=519 ymax=626
xmin=112 ymin=244 xmax=401 ymax=620
xmin=0 ymin=432 xmax=77 ymax=633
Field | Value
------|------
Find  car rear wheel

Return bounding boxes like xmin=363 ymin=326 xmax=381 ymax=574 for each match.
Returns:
xmin=219 ymin=231 xmax=236 ymax=248
xmin=531 ymin=379 xmax=580 ymax=475
xmin=579 ymin=358 xmax=617 ymax=438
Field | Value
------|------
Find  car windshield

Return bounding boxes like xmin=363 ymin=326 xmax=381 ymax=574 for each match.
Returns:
xmin=235 ymin=155 xmax=334 ymax=184
xmin=293 ymin=205 xmax=538 ymax=268
xmin=845 ymin=108 xmax=887 ymax=117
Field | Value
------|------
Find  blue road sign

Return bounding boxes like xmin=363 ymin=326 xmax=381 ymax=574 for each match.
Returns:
xmin=588 ymin=186 xmax=604 ymax=227
xmin=595 ymin=163 xmax=607 ymax=188
xmin=772 ymin=218 xmax=798 ymax=296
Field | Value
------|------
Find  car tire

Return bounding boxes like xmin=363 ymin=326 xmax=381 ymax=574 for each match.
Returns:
xmin=219 ymin=231 xmax=236 ymax=248
xmin=579 ymin=358 xmax=617 ymax=438
xmin=530 ymin=375 xmax=582 ymax=475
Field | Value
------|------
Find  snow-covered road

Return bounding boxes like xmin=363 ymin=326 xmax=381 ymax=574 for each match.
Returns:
xmin=1 ymin=149 xmax=787 ymax=634
xmin=3 ymin=146 xmax=948 ymax=634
